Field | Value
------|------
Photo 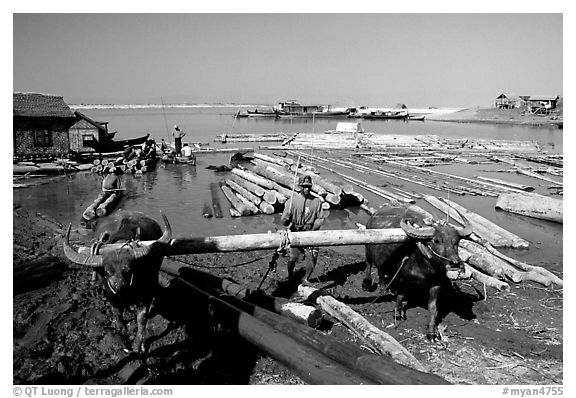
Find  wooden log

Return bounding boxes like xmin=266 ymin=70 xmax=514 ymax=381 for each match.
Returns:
xmin=221 ymin=184 xmax=251 ymax=216
xmin=13 ymin=255 xmax=68 ymax=295
xmin=202 ymin=202 xmax=213 ymax=218
xmin=253 ymin=165 xmax=299 ymax=192
xmin=297 ymin=285 xmax=428 ymax=373
xmin=515 ymin=168 xmax=563 ymax=185
xmin=303 ymin=171 xmax=343 ymax=196
xmin=162 ymin=263 xmax=323 ymax=328
xmin=209 ymin=182 xmax=223 ymax=218
xmin=475 ymin=176 xmax=534 ymax=191
xmin=496 ymin=192 xmax=562 ymax=223
xmin=230 ymin=174 xmax=266 ymax=197
xmin=95 ymin=193 xmax=118 ymax=217
xmin=423 ymin=195 xmax=528 ymax=248
xmin=219 ymin=291 xmax=446 ymax=384
xmin=235 ymin=192 xmax=259 ymax=214
xmin=81 ymin=228 xmax=412 ymax=255
xmin=462 ymin=263 xmax=510 ymax=291
xmin=258 ymin=201 xmax=275 ymax=215
xmin=164 ymin=278 xmax=376 ymax=385
xmin=231 ymin=168 xmax=275 ymax=189
xmin=82 ymin=192 xmax=108 ymax=221
xmin=468 ymin=235 xmax=563 ymax=287
xmin=254 ymin=152 xmax=294 ymax=166
xmin=226 ymin=179 xmax=261 ymax=205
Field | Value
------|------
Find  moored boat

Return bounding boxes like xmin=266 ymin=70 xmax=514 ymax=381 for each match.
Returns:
xmin=84 ymin=134 xmax=150 ymax=153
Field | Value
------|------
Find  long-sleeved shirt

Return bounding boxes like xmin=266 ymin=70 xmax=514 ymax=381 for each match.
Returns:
xmin=281 ymin=193 xmax=324 ymax=232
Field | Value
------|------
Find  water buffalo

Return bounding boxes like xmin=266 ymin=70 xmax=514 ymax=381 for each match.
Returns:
xmin=63 ymin=211 xmax=172 ymax=352
xmin=363 ymin=205 xmax=472 ymax=340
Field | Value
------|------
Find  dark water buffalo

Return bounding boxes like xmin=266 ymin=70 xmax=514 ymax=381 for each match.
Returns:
xmin=63 ymin=211 xmax=172 ymax=352
xmin=363 ymin=205 xmax=472 ymax=340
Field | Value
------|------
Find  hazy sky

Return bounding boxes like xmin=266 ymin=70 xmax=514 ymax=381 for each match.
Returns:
xmin=13 ymin=13 xmax=563 ymax=108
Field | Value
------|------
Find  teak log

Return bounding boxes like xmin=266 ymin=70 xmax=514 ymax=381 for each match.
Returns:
xmin=231 ymin=168 xmax=275 ymax=190
xmin=96 ymin=193 xmax=118 ymax=217
xmin=297 ymin=285 xmax=427 ymax=373
xmin=220 ymin=184 xmax=251 ymax=216
xmin=209 ymin=182 xmax=223 ymax=218
xmin=226 ymin=179 xmax=261 ymax=205
xmin=423 ymin=195 xmax=528 ymax=248
xmin=165 ymin=278 xmax=375 ymax=384
xmin=230 ymin=174 xmax=265 ymax=197
xmin=496 ymin=192 xmax=562 ymax=224
xmin=162 ymin=263 xmax=323 ymax=328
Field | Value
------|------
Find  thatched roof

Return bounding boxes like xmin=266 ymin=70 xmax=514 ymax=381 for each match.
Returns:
xmin=13 ymin=92 xmax=74 ymax=118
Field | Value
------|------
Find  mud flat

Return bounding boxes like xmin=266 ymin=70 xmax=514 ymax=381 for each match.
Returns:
xmin=13 ymin=205 xmax=562 ymax=385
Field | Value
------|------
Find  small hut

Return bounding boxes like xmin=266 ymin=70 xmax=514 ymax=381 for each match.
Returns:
xmin=13 ymin=92 xmax=76 ymax=160
xmin=69 ymin=111 xmax=113 ymax=153
xmin=495 ymin=93 xmax=522 ymax=109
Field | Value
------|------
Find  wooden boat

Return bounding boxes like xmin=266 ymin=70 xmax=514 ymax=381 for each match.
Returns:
xmin=247 ymin=109 xmax=278 ymax=117
xmin=84 ymin=134 xmax=150 ymax=153
xmin=362 ymin=112 xmax=408 ymax=120
xmin=407 ymin=115 xmax=426 ymax=121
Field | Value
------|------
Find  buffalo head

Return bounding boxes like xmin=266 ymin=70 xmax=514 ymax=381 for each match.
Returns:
xmin=400 ymin=206 xmax=472 ymax=271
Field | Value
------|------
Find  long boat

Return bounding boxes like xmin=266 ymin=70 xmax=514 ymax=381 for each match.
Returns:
xmin=247 ymin=109 xmax=278 ymax=117
xmin=273 ymin=100 xmax=351 ymax=118
xmin=361 ymin=112 xmax=408 ymax=120
xmin=84 ymin=134 xmax=150 ymax=153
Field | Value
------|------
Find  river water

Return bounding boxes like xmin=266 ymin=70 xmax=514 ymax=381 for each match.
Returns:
xmin=13 ymin=107 xmax=563 ymax=273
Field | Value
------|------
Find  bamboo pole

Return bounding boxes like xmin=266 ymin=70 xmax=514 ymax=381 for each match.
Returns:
xmin=297 ymin=285 xmax=428 ymax=373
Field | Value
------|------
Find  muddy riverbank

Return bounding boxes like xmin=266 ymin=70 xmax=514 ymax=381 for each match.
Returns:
xmin=13 ymin=205 xmax=562 ymax=385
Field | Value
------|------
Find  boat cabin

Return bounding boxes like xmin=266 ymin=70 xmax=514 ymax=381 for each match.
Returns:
xmin=273 ymin=100 xmax=322 ymax=114
xmin=13 ymin=92 xmax=76 ymax=160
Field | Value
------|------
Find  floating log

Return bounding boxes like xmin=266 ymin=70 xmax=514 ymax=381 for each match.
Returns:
xmin=230 ymin=174 xmax=266 ymax=197
xmin=82 ymin=192 xmax=108 ymax=221
xmin=202 ymin=202 xmax=213 ymax=218
xmin=209 ymin=182 xmax=223 ymax=218
xmin=253 ymin=152 xmax=293 ymax=166
xmin=253 ymin=165 xmax=299 ymax=192
xmin=496 ymin=192 xmax=562 ymax=223
xmin=231 ymin=168 xmax=275 ymax=190
xmin=95 ymin=193 xmax=119 ymax=217
xmin=298 ymin=285 xmax=428 ymax=373
xmin=475 ymin=176 xmax=534 ymax=191
xmin=168 ymin=278 xmax=375 ymax=384
xmin=236 ymin=193 xmax=259 ymax=214
xmin=515 ymin=168 xmax=563 ymax=186
xmin=220 ymin=184 xmax=251 ymax=216
xmin=258 ymin=201 xmax=275 ymax=215
xmin=423 ymin=195 xmax=529 ymax=248
xmin=226 ymin=180 xmax=261 ymax=205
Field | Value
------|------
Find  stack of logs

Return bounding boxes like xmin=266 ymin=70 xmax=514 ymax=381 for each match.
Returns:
xmin=90 ymin=157 xmax=156 ymax=176
xmin=218 ymin=153 xmax=366 ymax=217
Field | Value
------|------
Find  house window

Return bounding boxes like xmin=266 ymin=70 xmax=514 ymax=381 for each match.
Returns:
xmin=33 ymin=129 xmax=53 ymax=147
xmin=82 ymin=134 xmax=96 ymax=146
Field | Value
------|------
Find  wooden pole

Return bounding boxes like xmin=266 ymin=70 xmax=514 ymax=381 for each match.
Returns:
xmin=496 ymin=192 xmax=562 ymax=223
xmin=297 ymin=285 xmax=428 ymax=373
xmin=78 ymin=228 xmax=411 ymax=255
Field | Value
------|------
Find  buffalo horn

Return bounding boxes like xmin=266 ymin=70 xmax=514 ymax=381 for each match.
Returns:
xmin=62 ymin=224 xmax=104 ymax=267
xmin=400 ymin=218 xmax=435 ymax=240
xmin=132 ymin=212 xmax=172 ymax=259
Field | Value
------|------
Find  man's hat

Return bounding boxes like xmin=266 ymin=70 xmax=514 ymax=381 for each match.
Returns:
xmin=174 ymin=124 xmax=180 ymax=130
xmin=299 ymin=175 xmax=313 ymax=187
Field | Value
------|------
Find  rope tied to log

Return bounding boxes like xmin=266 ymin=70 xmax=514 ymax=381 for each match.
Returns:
xmin=256 ymin=230 xmax=292 ymax=291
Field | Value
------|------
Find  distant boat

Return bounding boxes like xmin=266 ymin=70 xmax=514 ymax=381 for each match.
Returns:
xmin=84 ymin=133 xmax=150 ymax=153
xmin=407 ymin=115 xmax=426 ymax=121
xmin=362 ymin=111 xmax=408 ymax=120
xmin=247 ymin=109 xmax=278 ymax=117
xmin=274 ymin=100 xmax=350 ymax=118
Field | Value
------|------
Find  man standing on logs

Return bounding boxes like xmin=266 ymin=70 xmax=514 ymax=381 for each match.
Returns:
xmin=281 ymin=175 xmax=326 ymax=284
xmin=172 ymin=124 xmax=186 ymax=156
